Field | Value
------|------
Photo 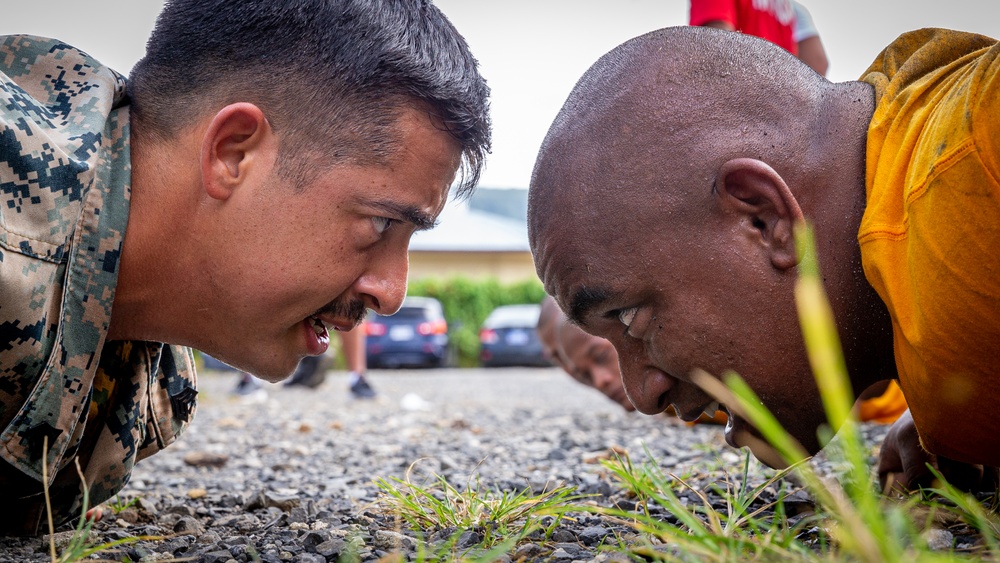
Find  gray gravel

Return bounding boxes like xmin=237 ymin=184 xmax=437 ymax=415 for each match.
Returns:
xmin=0 ymin=367 xmax=890 ymax=562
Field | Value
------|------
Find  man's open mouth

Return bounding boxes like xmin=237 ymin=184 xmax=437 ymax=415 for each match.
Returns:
xmin=309 ymin=315 xmax=330 ymax=337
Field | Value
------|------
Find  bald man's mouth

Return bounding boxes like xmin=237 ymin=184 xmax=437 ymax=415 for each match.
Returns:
xmin=724 ymin=409 xmax=788 ymax=469
xmin=676 ymin=400 xmax=720 ymax=423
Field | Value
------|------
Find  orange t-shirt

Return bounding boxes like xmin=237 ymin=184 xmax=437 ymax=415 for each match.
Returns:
xmin=856 ymin=381 xmax=907 ymax=425
xmin=859 ymin=29 xmax=1000 ymax=466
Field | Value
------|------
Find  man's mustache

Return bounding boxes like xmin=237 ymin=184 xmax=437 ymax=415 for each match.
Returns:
xmin=314 ymin=299 xmax=368 ymax=327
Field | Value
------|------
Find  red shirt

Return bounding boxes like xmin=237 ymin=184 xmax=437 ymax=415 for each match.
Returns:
xmin=690 ymin=0 xmax=798 ymax=55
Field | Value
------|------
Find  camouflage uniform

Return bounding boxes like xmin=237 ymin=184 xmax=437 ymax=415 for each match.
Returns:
xmin=0 ymin=35 xmax=197 ymax=535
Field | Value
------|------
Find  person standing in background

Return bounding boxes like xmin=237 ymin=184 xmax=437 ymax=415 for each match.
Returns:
xmin=283 ymin=326 xmax=376 ymax=399
xmin=690 ymin=0 xmax=829 ymax=76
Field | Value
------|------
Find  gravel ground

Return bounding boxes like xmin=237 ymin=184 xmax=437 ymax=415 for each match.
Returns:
xmin=1 ymin=367 xmax=893 ymax=562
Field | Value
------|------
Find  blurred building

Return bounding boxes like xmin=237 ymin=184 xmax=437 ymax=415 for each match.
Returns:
xmin=409 ymin=188 xmax=537 ymax=283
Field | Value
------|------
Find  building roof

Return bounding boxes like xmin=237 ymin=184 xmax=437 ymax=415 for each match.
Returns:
xmin=410 ymin=190 xmax=530 ymax=252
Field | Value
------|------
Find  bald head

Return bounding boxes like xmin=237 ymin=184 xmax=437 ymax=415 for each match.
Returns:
xmin=529 ymin=25 xmax=869 ymax=310
xmin=525 ymin=24 xmax=877 ymax=462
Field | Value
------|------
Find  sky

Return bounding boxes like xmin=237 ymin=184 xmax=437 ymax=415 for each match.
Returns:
xmin=4 ymin=1 xmax=997 ymax=189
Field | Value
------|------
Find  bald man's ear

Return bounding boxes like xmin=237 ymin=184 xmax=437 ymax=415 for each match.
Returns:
xmin=714 ymin=158 xmax=804 ymax=270
xmin=200 ymin=103 xmax=274 ymax=201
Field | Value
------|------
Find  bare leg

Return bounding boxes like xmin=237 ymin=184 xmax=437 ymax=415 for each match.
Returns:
xmin=339 ymin=326 xmax=366 ymax=374
xmin=341 ymin=326 xmax=376 ymax=398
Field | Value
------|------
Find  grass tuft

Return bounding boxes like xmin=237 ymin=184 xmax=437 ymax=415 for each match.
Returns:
xmin=41 ymin=436 xmax=165 ymax=563
xmin=374 ymin=459 xmax=585 ymax=557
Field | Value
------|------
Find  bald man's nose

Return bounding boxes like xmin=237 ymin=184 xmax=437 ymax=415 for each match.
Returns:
xmin=616 ymin=346 xmax=675 ymax=415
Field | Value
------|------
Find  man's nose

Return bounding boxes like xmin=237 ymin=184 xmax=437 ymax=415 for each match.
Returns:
xmin=617 ymin=345 xmax=675 ymax=415
xmin=354 ymin=248 xmax=408 ymax=315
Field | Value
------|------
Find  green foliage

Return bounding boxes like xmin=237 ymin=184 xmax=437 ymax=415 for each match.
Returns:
xmin=41 ymin=438 xmax=160 ymax=563
xmin=107 ymin=494 xmax=139 ymax=515
xmin=374 ymin=462 xmax=584 ymax=554
xmin=597 ymin=451 xmax=822 ymax=561
xmin=407 ymin=277 xmax=546 ymax=366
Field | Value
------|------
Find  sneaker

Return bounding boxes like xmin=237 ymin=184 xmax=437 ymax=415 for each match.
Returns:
xmin=349 ymin=376 xmax=377 ymax=399
xmin=233 ymin=374 xmax=268 ymax=402
xmin=284 ymin=356 xmax=326 ymax=389
xmin=233 ymin=374 xmax=262 ymax=395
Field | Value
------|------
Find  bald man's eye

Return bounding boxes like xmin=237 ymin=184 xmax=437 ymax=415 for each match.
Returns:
xmin=618 ymin=308 xmax=637 ymax=329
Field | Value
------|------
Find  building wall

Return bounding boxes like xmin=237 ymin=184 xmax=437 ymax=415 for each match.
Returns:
xmin=409 ymin=251 xmax=538 ymax=284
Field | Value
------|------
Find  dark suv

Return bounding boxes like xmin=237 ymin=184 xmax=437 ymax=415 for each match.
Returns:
xmin=365 ymin=296 xmax=450 ymax=368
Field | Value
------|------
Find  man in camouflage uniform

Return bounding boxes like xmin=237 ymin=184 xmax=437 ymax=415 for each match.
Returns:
xmin=0 ymin=0 xmax=490 ymax=535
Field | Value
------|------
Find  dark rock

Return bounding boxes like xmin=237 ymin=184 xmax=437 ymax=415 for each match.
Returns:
xmin=549 ymin=527 xmax=576 ymax=543
xmin=183 ymin=451 xmax=230 ymax=468
xmin=300 ymin=530 xmax=330 ymax=551
xmin=199 ymin=549 xmax=235 ymax=563
xmin=165 ymin=504 xmax=196 ymax=517
xmin=373 ymin=529 xmax=414 ymax=550
xmin=456 ymin=530 xmax=481 ymax=549
xmin=579 ymin=525 xmax=611 ymax=546
xmin=549 ymin=547 xmax=574 ymax=560
xmin=512 ymin=542 xmax=546 ymax=559
xmin=315 ymin=538 xmax=345 ymax=558
xmin=553 ymin=542 xmax=592 ymax=559
xmin=197 ymin=531 xmax=222 ymax=545
xmin=174 ymin=516 xmax=205 ymax=536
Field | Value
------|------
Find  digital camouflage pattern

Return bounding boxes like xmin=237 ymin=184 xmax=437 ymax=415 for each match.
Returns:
xmin=0 ymin=35 xmax=197 ymax=531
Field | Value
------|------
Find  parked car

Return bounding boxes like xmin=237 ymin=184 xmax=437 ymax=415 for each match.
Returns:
xmin=479 ymin=303 xmax=552 ymax=367
xmin=365 ymin=296 xmax=451 ymax=368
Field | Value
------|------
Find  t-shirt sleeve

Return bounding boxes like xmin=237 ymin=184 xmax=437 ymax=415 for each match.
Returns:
xmin=973 ymin=42 xmax=1000 ymax=181
xmin=791 ymin=1 xmax=818 ymax=42
xmin=689 ymin=0 xmax=736 ymax=27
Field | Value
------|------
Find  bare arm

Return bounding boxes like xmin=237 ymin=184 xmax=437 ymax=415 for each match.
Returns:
xmin=701 ymin=19 xmax=736 ymax=31
xmin=797 ymin=35 xmax=829 ymax=76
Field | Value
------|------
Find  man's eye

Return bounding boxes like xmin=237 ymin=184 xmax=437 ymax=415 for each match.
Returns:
xmin=618 ymin=307 xmax=637 ymax=327
xmin=372 ymin=216 xmax=395 ymax=235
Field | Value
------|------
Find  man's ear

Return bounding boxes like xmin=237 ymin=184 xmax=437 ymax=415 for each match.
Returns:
xmin=714 ymin=158 xmax=804 ymax=270
xmin=200 ymin=103 xmax=272 ymax=201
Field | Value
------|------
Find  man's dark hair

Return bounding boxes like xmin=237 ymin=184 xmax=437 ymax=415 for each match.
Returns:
xmin=129 ymin=0 xmax=491 ymax=194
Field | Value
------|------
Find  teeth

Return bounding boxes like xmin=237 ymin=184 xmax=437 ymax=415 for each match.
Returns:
xmin=703 ymin=401 xmax=720 ymax=418
xmin=310 ymin=316 xmax=328 ymax=335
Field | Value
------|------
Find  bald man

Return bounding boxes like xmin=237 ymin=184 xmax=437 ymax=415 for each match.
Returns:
xmin=528 ymin=26 xmax=999 ymax=493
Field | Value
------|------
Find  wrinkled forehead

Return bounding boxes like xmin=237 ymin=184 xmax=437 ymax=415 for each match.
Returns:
xmin=531 ymin=158 xmax=657 ymax=310
xmin=528 ymin=90 xmax=712 ymax=318
xmin=535 ymin=223 xmax=632 ymax=325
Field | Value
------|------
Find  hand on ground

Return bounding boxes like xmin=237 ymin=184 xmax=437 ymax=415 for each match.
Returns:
xmin=878 ymin=409 xmax=998 ymax=494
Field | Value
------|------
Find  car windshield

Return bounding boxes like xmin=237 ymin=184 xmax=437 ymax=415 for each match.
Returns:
xmin=484 ymin=305 xmax=540 ymax=328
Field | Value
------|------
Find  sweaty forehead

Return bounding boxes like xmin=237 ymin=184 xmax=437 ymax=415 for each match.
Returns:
xmin=539 ymin=235 xmax=631 ymax=328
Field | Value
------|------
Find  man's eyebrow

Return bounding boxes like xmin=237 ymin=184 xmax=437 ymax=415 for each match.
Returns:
xmin=567 ymin=286 xmax=612 ymax=326
xmin=366 ymin=199 xmax=438 ymax=231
